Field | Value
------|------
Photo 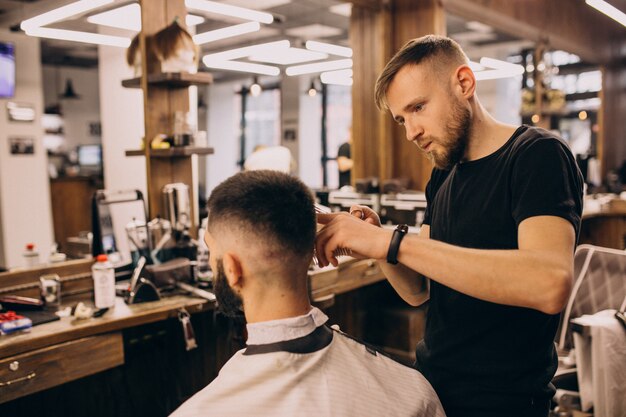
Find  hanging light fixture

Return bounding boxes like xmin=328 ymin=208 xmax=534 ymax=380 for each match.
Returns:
xmin=307 ymin=78 xmax=318 ymax=97
xmin=59 ymin=78 xmax=80 ymax=99
xmin=250 ymin=76 xmax=262 ymax=97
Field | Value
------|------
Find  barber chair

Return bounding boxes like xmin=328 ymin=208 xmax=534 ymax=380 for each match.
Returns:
xmin=551 ymin=244 xmax=626 ymax=416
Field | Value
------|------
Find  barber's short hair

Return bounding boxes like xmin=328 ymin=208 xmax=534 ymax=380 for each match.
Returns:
xmin=207 ymin=170 xmax=316 ymax=258
xmin=375 ymin=35 xmax=468 ymax=111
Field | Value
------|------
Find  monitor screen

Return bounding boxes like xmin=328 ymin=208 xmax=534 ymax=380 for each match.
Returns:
xmin=78 ymin=144 xmax=102 ymax=167
xmin=0 ymin=42 xmax=15 ymax=98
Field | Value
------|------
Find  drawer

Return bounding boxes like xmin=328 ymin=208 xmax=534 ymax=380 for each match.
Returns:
xmin=0 ymin=332 xmax=124 ymax=403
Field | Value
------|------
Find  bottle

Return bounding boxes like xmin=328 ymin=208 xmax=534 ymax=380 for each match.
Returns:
xmin=92 ymin=254 xmax=116 ymax=309
xmin=23 ymin=243 xmax=40 ymax=268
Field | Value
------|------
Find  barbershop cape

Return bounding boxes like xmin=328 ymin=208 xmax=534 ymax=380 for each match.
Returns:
xmin=171 ymin=307 xmax=445 ymax=417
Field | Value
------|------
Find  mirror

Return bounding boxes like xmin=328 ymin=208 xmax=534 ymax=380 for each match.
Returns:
xmin=92 ymin=189 xmax=147 ymax=267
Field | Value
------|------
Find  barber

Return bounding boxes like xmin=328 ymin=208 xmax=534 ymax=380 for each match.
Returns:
xmin=315 ymin=35 xmax=583 ymax=417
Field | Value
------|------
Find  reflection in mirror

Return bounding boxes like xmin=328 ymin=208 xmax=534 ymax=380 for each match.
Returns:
xmin=92 ymin=189 xmax=147 ymax=267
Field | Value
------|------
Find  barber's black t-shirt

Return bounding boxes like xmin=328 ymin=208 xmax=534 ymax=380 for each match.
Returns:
xmin=417 ymin=125 xmax=583 ymax=413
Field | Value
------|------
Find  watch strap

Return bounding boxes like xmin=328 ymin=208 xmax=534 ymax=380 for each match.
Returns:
xmin=386 ymin=224 xmax=409 ymax=265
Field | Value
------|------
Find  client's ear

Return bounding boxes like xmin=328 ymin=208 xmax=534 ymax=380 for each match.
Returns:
xmin=222 ymin=252 xmax=243 ymax=289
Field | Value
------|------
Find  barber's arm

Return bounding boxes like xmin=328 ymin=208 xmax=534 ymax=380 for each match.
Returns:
xmin=315 ymin=212 xmax=575 ymax=315
xmin=317 ymin=206 xmax=429 ymax=306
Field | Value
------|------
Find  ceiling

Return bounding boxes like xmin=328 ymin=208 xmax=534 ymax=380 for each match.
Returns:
xmin=0 ymin=0 xmax=547 ymax=76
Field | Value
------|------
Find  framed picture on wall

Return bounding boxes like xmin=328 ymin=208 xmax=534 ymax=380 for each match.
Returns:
xmin=9 ymin=136 xmax=35 ymax=155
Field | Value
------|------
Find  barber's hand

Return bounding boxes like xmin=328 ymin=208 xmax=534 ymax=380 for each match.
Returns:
xmin=347 ymin=204 xmax=382 ymax=227
xmin=315 ymin=206 xmax=390 ymax=267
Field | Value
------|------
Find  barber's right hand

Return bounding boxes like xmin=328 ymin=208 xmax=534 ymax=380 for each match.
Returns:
xmin=349 ymin=204 xmax=381 ymax=227
xmin=315 ymin=207 xmax=390 ymax=268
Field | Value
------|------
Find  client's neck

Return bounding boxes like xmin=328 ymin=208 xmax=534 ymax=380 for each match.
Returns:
xmin=243 ymin=283 xmax=312 ymax=324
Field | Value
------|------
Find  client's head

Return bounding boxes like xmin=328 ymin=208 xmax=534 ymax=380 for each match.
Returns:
xmin=205 ymin=170 xmax=316 ymax=321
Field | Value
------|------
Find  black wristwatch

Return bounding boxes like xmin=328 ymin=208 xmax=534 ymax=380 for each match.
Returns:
xmin=386 ymin=224 xmax=409 ymax=265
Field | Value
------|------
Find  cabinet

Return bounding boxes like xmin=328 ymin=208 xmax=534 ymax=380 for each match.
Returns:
xmin=0 ymin=333 xmax=123 ymax=404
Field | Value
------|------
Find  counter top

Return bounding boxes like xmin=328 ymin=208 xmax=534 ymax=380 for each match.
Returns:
xmin=0 ymin=295 xmax=212 ymax=359
xmin=1 ymin=258 xmax=386 ymax=359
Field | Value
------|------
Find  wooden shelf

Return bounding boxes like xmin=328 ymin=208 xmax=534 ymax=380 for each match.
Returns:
xmin=125 ymin=146 xmax=214 ymax=157
xmin=122 ymin=72 xmax=213 ymax=89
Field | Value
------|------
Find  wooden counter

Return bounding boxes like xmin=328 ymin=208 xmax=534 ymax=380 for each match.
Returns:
xmin=0 ymin=295 xmax=212 ymax=360
xmin=0 ymin=258 xmax=386 ymax=411
xmin=580 ymin=198 xmax=626 ymax=250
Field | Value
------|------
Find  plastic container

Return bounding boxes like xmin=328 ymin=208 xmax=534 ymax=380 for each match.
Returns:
xmin=92 ymin=254 xmax=116 ymax=309
xmin=23 ymin=243 xmax=40 ymax=268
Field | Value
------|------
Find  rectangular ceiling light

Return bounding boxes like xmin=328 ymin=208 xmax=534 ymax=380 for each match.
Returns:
xmin=285 ymin=59 xmax=352 ymax=76
xmin=472 ymin=57 xmax=524 ymax=81
xmin=24 ymin=27 xmax=131 ymax=47
xmin=305 ymin=40 xmax=352 ymax=57
xmin=185 ymin=0 xmax=274 ymax=24
xmin=202 ymin=58 xmax=279 ymax=75
xmin=204 ymin=40 xmax=290 ymax=61
xmin=194 ymin=22 xmax=260 ymax=45
xmin=21 ymin=0 xmax=114 ymax=31
xmin=586 ymin=0 xmax=626 ymax=27
xmin=88 ymin=3 xmax=205 ymax=32
xmin=249 ymin=47 xmax=327 ymax=65
xmin=320 ymin=69 xmax=353 ymax=86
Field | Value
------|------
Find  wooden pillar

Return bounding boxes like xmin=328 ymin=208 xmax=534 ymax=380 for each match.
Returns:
xmin=351 ymin=0 xmax=446 ymax=191
xmin=599 ymin=63 xmax=626 ymax=181
xmin=138 ymin=0 xmax=197 ymax=235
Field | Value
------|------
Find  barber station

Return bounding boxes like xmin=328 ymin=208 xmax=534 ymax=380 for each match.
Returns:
xmin=0 ymin=1 xmax=625 ymax=417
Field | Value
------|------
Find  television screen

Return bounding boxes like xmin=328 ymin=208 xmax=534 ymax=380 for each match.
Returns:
xmin=0 ymin=42 xmax=15 ymax=98
xmin=78 ymin=144 xmax=102 ymax=167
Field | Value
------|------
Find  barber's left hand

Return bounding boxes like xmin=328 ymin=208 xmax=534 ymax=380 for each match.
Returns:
xmin=315 ymin=209 xmax=391 ymax=267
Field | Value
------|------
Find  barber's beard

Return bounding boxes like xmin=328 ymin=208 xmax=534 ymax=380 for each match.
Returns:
xmin=428 ymin=100 xmax=471 ymax=170
xmin=213 ymin=259 xmax=243 ymax=317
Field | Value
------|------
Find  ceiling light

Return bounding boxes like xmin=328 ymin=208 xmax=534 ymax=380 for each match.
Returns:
xmin=465 ymin=21 xmax=493 ymax=33
xmin=469 ymin=61 xmax=485 ymax=71
xmin=24 ymin=27 xmax=130 ymax=47
xmin=286 ymin=59 xmax=353 ymax=76
xmin=329 ymin=3 xmax=352 ymax=17
xmin=249 ymin=47 xmax=327 ymax=65
xmin=586 ymin=0 xmax=626 ymax=27
xmin=21 ymin=0 xmax=113 ymax=31
xmin=250 ymin=76 xmax=262 ymax=96
xmin=185 ymin=0 xmax=274 ymax=24
xmin=286 ymin=23 xmax=342 ymax=39
xmin=202 ymin=58 xmax=279 ymax=75
xmin=87 ymin=4 xmax=204 ymax=32
xmin=305 ymin=40 xmax=352 ymax=57
xmin=308 ymin=80 xmax=318 ymax=97
xmin=194 ymin=22 xmax=260 ymax=44
xmin=320 ymin=69 xmax=353 ymax=86
xmin=472 ymin=57 xmax=524 ymax=81
xmin=204 ymin=40 xmax=290 ymax=61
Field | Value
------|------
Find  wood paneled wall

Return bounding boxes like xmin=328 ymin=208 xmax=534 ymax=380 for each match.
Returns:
xmin=351 ymin=0 xmax=446 ymax=190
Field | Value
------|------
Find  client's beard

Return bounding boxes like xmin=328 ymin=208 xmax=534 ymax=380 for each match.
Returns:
xmin=213 ymin=258 xmax=243 ymax=317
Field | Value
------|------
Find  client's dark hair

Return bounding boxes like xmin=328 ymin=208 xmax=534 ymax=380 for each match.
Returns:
xmin=207 ymin=170 xmax=316 ymax=258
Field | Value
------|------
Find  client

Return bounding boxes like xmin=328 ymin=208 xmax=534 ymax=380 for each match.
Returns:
xmin=171 ymin=170 xmax=444 ymax=417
